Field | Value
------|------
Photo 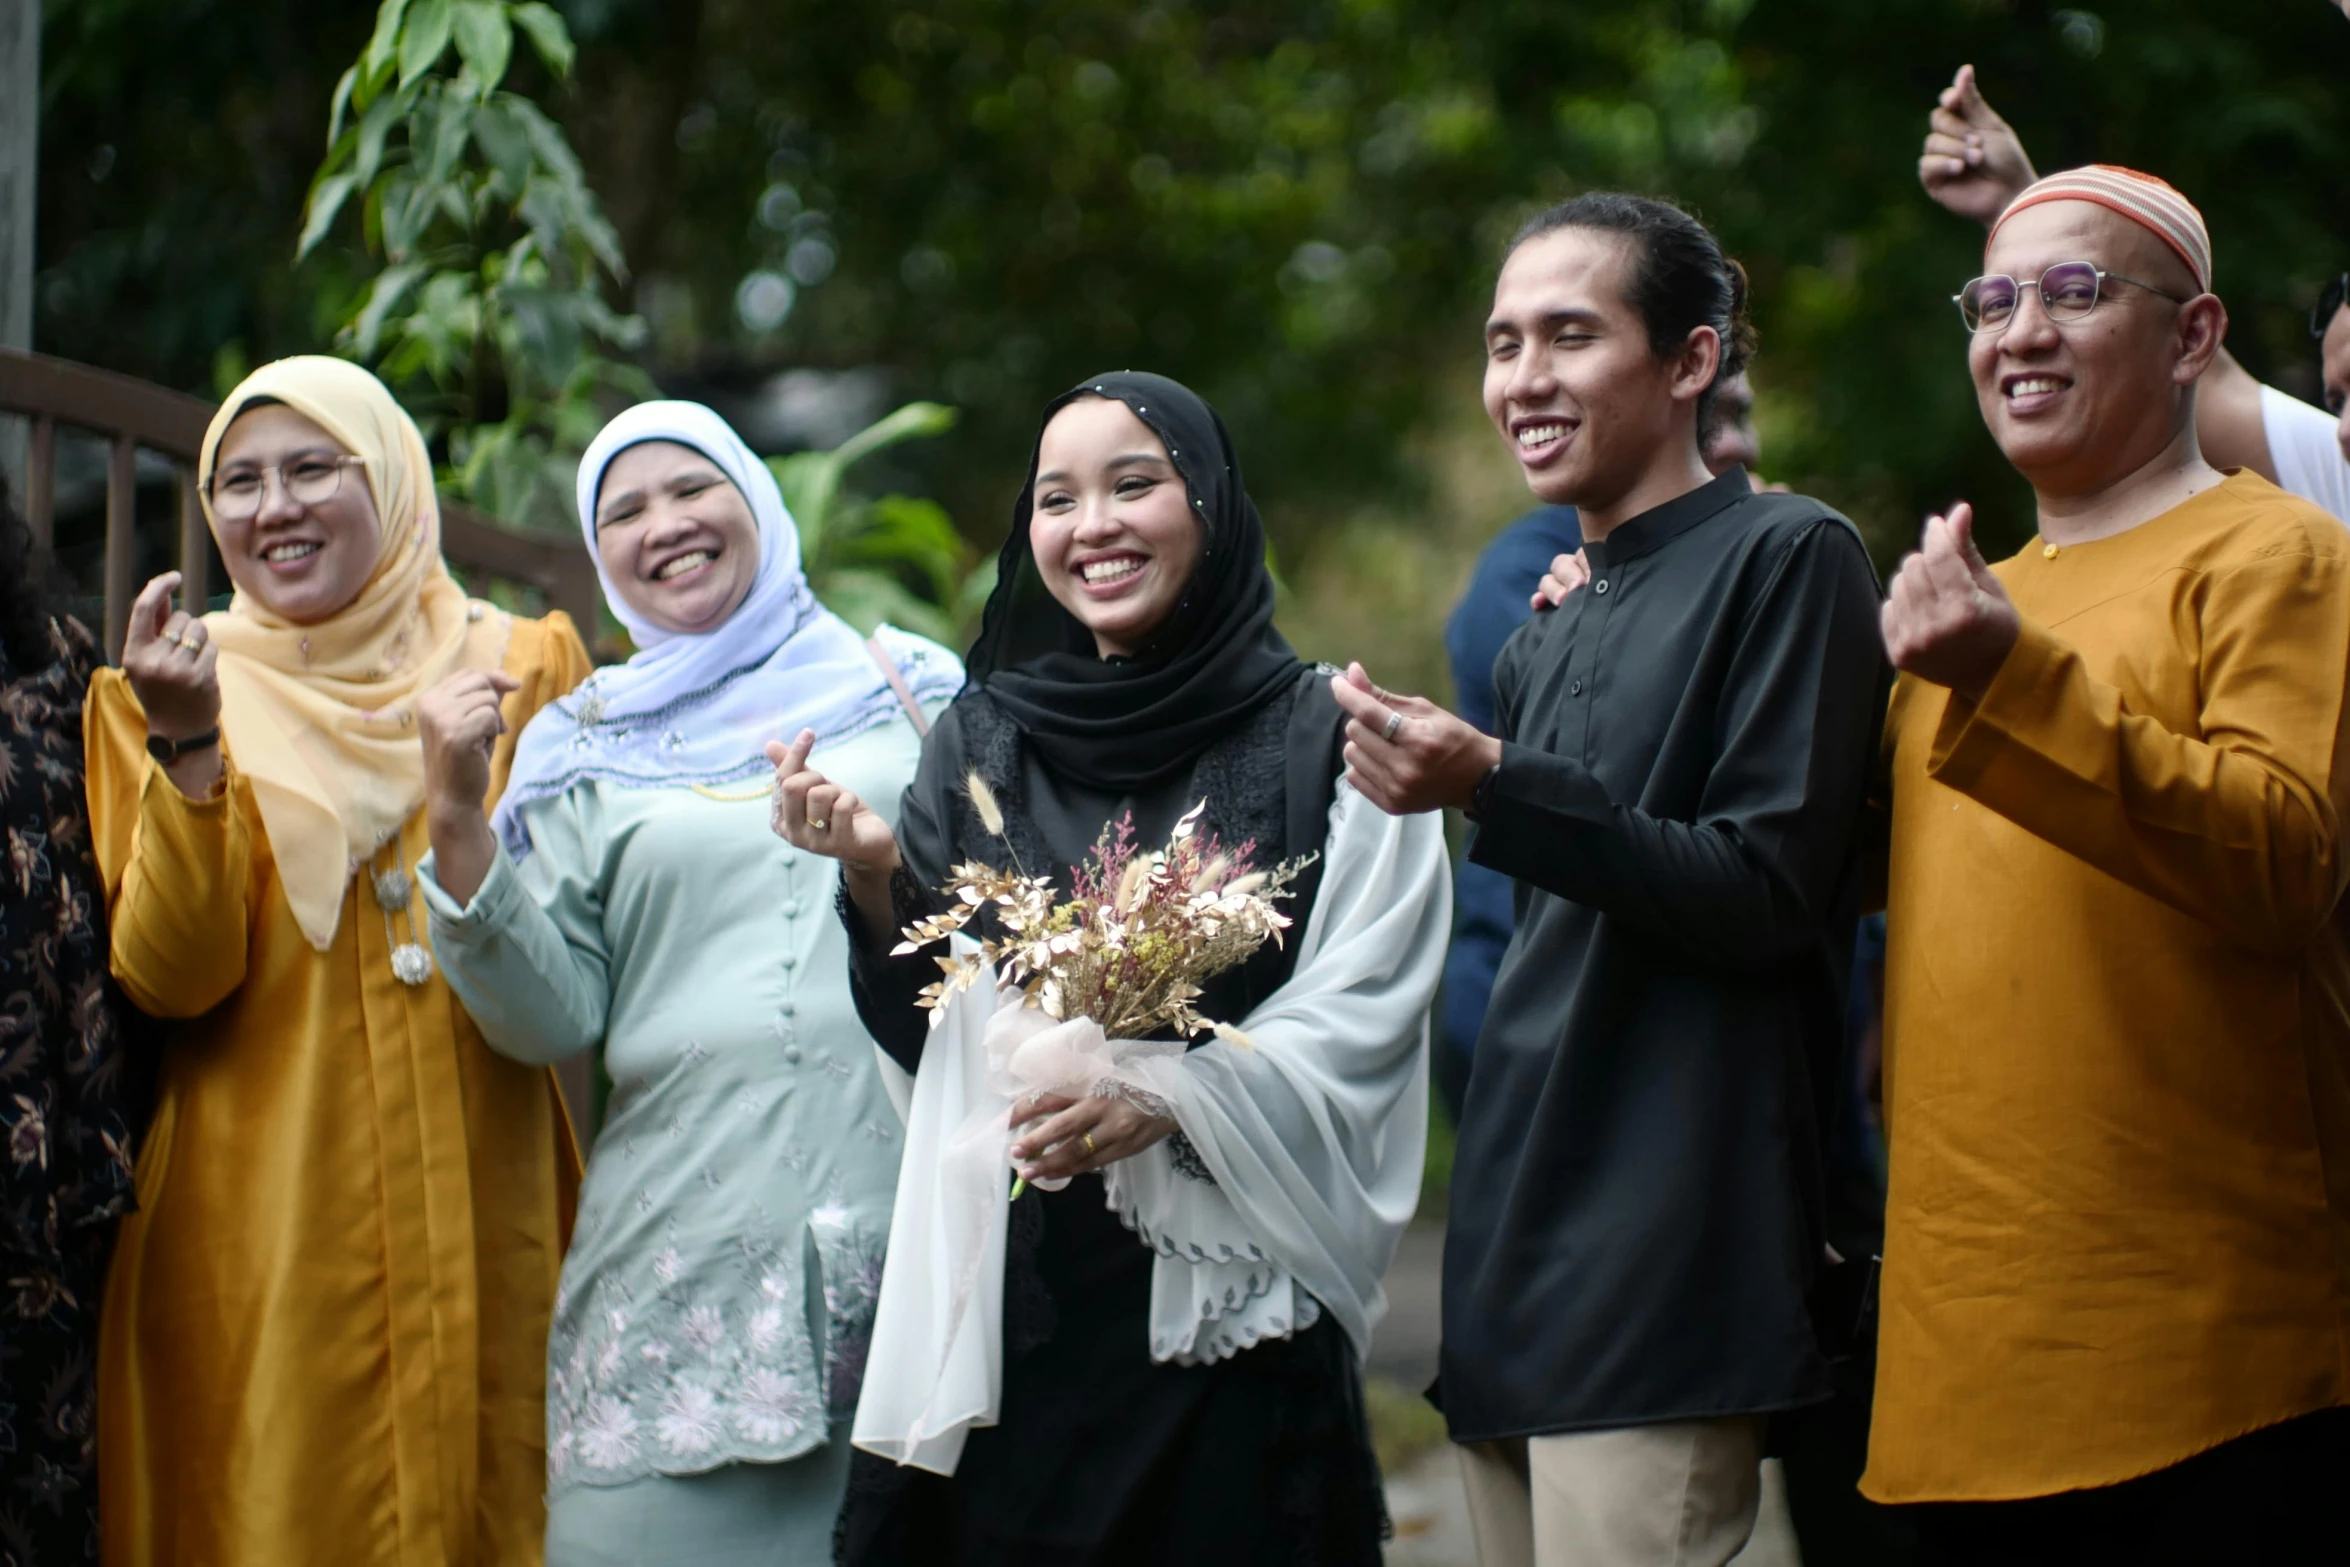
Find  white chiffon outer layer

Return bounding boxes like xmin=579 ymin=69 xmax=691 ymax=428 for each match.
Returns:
xmin=851 ymin=782 xmax=1450 ymax=1475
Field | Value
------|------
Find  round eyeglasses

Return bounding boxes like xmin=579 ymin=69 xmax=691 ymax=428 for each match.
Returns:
xmin=1953 ymin=261 xmax=2190 ymax=334
xmin=207 ymin=455 xmax=364 ymax=521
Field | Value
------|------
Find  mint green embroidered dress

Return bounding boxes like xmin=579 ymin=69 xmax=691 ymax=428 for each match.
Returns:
xmin=419 ymin=713 xmax=927 ymax=1552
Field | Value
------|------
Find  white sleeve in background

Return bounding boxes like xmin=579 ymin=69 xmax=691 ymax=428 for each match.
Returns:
xmin=2260 ymin=383 xmax=2350 ymax=523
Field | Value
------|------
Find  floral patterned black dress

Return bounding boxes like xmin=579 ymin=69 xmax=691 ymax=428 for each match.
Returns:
xmin=0 ymin=619 xmax=147 ymax=1565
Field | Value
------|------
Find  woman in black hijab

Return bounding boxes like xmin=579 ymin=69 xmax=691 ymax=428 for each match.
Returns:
xmin=771 ymin=372 xmax=1449 ymax=1564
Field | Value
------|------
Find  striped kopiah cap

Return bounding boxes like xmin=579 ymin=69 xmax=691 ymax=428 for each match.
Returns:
xmin=1989 ymin=165 xmax=2212 ymax=295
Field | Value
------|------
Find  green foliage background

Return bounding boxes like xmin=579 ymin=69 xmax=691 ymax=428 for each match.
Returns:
xmin=34 ymin=0 xmax=2350 ymax=691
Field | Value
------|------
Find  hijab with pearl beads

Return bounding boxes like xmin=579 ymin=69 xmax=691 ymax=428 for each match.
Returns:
xmin=491 ymin=399 xmax=961 ymax=860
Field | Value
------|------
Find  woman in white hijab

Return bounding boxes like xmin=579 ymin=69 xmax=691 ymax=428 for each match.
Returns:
xmin=417 ymin=401 xmax=960 ymax=1564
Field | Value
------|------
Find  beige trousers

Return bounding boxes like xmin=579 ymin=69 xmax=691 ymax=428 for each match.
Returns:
xmin=1458 ymin=1417 xmax=1763 ymax=1567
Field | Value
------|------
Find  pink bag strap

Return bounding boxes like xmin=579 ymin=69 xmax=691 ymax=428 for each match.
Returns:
xmin=865 ymin=635 xmax=931 ymax=737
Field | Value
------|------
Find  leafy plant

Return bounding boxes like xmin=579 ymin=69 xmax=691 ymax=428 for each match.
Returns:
xmin=770 ymin=401 xmax=995 ymax=645
xmin=296 ymin=0 xmax=650 ymax=531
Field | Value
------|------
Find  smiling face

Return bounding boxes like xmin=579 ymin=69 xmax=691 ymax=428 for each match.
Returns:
xmin=1483 ymin=227 xmax=1715 ymax=513
xmin=1969 ymin=200 xmax=2221 ymax=497
xmin=209 ymin=404 xmax=383 ymax=624
xmin=1027 ymin=396 xmax=1205 ymax=659
xmin=592 ymin=440 xmax=761 ymax=636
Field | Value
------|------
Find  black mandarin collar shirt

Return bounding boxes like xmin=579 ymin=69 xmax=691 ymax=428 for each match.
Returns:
xmin=1440 ymin=467 xmax=1890 ymax=1439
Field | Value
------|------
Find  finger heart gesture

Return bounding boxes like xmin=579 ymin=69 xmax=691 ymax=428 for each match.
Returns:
xmin=1880 ymin=501 xmax=2021 ymax=701
xmin=418 ymin=669 xmax=523 ymax=813
xmin=762 ymin=729 xmax=903 ymax=871
xmin=121 ymin=571 xmax=223 ymax=741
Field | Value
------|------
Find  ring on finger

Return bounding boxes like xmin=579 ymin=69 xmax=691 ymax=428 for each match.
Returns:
xmin=806 ymin=814 xmax=830 ymax=832
xmin=1081 ymin=1131 xmax=1097 ymax=1156
xmin=1381 ymin=711 xmax=1404 ymax=743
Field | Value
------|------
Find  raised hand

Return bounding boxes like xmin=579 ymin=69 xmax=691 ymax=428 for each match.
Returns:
xmin=763 ymin=730 xmax=902 ymax=872
xmin=1918 ymin=64 xmax=2037 ymax=227
xmin=1531 ymin=548 xmax=1590 ymax=611
xmin=122 ymin=571 xmax=222 ymax=742
xmin=1329 ymin=662 xmax=1502 ymax=816
xmin=417 ymin=668 xmax=522 ymax=906
xmin=121 ymin=571 xmax=226 ymax=797
xmin=1880 ymin=502 xmax=2020 ymax=701
xmin=419 ymin=669 xmax=522 ymax=816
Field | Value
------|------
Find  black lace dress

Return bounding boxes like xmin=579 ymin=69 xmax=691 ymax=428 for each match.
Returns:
xmin=833 ymin=682 xmax=1387 ymax=1567
xmin=0 ymin=620 xmax=150 ymax=1566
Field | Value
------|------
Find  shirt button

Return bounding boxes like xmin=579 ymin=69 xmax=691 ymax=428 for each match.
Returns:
xmin=779 ymin=900 xmax=800 ymax=918
xmin=1593 ymin=579 xmax=1609 ymax=595
xmin=783 ymin=1045 xmax=802 ymax=1065
xmin=1570 ymin=678 xmax=1585 ymax=696
xmin=779 ymin=952 xmax=797 ymax=970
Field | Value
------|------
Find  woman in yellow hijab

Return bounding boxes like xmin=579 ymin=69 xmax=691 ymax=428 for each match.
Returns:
xmin=86 ymin=357 xmax=590 ymax=1565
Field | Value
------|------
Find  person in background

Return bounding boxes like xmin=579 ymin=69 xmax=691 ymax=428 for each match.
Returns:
xmin=88 ymin=357 xmax=589 ymax=1566
xmin=1434 ymin=371 xmax=1766 ymax=1117
xmin=417 ymin=402 xmax=960 ymax=1565
xmin=1344 ymin=193 xmax=1887 ymax=1567
xmin=1870 ymin=165 xmax=2350 ymax=1561
xmin=0 ymin=475 xmax=149 ymax=1566
xmin=1920 ymin=62 xmax=2350 ymax=520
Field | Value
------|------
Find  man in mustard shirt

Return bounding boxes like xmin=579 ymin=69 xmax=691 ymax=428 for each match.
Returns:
xmin=1871 ymin=166 xmax=2350 ymax=1561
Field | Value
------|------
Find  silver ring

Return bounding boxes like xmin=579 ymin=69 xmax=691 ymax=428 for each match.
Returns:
xmin=1382 ymin=711 xmax=1403 ymax=743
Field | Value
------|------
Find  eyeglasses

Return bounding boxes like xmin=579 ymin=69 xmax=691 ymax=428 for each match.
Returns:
xmin=2313 ymin=273 xmax=2349 ymax=342
xmin=208 ymin=455 xmax=364 ymax=521
xmin=1953 ymin=261 xmax=2190 ymax=334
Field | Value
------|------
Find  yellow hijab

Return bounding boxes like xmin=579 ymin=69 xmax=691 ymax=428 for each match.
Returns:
xmin=197 ymin=356 xmax=511 ymax=950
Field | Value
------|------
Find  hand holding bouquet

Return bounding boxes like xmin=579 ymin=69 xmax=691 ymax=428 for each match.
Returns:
xmin=893 ymin=775 xmax=1308 ymax=1192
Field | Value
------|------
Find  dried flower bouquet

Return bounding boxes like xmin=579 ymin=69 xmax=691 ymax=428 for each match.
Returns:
xmin=893 ymin=773 xmax=1310 ymax=1048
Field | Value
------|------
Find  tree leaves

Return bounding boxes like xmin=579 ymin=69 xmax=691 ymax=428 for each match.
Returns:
xmin=451 ymin=1 xmax=513 ymax=96
xmin=294 ymin=0 xmax=646 ymax=534
xmin=398 ymin=0 xmax=456 ymax=89
xmin=510 ymin=3 xmax=574 ymax=78
xmin=296 ymin=173 xmax=358 ymax=263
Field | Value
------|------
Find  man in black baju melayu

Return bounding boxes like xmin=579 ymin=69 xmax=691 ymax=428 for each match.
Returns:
xmin=1338 ymin=193 xmax=1888 ymax=1566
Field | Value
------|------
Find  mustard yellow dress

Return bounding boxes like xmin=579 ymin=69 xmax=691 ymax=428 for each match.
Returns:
xmin=90 ymin=611 xmax=591 ymax=1566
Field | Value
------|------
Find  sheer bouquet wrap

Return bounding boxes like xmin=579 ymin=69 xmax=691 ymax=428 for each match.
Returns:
xmin=851 ymin=779 xmax=1310 ymax=1473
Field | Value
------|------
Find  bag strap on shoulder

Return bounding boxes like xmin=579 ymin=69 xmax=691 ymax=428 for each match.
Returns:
xmin=865 ymin=634 xmax=931 ymax=737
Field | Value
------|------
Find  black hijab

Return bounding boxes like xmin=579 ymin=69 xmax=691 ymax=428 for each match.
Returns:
xmin=967 ymin=370 xmax=1311 ymax=790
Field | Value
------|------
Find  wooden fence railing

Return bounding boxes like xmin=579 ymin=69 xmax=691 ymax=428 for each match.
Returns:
xmin=0 ymin=345 xmax=600 ymax=656
xmin=2 ymin=345 xmax=604 ymax=1130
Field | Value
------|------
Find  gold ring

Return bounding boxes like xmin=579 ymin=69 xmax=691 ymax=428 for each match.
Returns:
xmin=1382 ymin=711 xmax=1404 ymax=743
xmin=1081 ymin=1131 xmax=1097 ymax=1156
xmin=806 ymin=816 xmax=829 ymax=832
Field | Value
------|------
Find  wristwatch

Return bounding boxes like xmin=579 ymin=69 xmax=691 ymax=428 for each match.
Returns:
xmin=146 ymin=727 xmax=221 ymax=765
xmin=1466 ymin=761 xmax=1503 ymax=822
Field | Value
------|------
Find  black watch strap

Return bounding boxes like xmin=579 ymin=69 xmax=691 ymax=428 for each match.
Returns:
xmin=146 ymin=727 xmax=222 ymax=764
xmin=1466 ymin=760 xmax=1503 ymax=822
